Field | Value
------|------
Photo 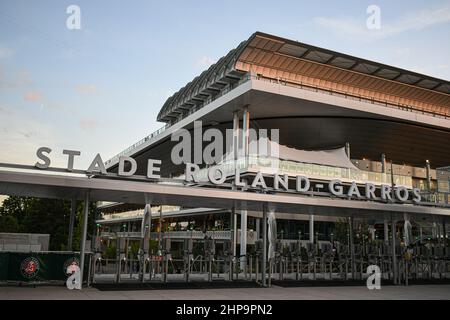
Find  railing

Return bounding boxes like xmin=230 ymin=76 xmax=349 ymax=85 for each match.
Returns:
xmin=192 ymin=156 xmax=414 ymax=188
xmin=251 ymin=74 xmax=450 ymax=120
xmin=105 ymin=124 xmax=169 ymax=167
xmin=100 ymin=231 xmax=142 ymax=238
xmin=99 ymin=230 xmax=232 ymax=240
xmin=100 ymin=205 xmax=181 ymax=221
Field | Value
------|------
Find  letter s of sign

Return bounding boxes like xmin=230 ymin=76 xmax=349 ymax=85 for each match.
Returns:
xmin=366 ymin=265 xmax=381 ymax=290
xmin=66 ymin=265 xmax=81 ymax=290
xmin=35 ymin=147 xmax=52 ymax=169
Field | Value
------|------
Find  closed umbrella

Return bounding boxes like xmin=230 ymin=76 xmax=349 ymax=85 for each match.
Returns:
xmin=267 ymin=209 xmax=277 ymax=260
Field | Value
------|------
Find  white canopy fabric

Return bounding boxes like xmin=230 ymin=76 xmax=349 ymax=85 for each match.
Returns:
xmin=223 ymin=139 xmax=358 ymax=169
xmin=264 ymin=140 xmax=358 ymax=169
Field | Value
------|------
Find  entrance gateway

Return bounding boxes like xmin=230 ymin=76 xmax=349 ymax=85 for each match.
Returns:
xmin=34 ymin=146 xmax=422 ymax=205
xmin=1 ymin=144 xmax=449 ymax=288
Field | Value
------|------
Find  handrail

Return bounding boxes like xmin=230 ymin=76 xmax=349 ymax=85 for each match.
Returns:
xmin=105 ymin=123 xmax=169 ymax=166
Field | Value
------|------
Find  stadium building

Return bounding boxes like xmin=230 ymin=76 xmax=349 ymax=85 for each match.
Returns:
xmin=1 ymin=32 xmax=449 ymax=286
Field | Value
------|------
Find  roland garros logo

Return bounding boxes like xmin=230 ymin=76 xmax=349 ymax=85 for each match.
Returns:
xmin=20 ymin=257 xmax=40 ymax=279
xmin=65 ymin=257 xmax=81 ymax=290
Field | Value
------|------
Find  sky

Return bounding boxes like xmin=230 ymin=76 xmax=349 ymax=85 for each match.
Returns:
xmin=0 ymin=0 xmax=450 ymax=174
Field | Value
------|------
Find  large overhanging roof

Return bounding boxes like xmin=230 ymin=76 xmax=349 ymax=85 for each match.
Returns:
xmin=157 ymin=31 xmax=450 ymax=122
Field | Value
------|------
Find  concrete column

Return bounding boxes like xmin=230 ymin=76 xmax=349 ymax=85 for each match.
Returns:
xmin=349 ymin=217 xmax=355 ymax=279
xmin=381 ymin=153 xmax=386 ymax=173
xmin=68 ymin=198 xmax=76 ymax=251
xmin=239 ymin=107 xmax=249 ymax=272
xmin=384 ymin=219 xmax=389 ymax=245
xmin=232 ymin=111 xmax=240 ymax=162
xmin=158 ymin=206 xmax=163 ymax=253
xmin=309 ymin=214 xmax=314 ymax=244
xmin=241 ymin=106 xmax=250 ymax=160
xmin=391 ymin=216 xmax=398 ymax=285
xmin=256 ymin=218 xmax=260 ymax=240
xmin=432 ymin=222 xmax=437 ymax=239
xmin=79 ymin=191 xmax=90 ymax=289
xmin=443 ymin=218 xmax=447 ymax=240
xmin=232 ymin=207 xmax=237 ymax=259
xmin=262 ymin=204 xmax=268 ymax=287
xmin=381 ymin=153 xmax=387 ymax=184
xmin=443 ymin=218 xmax=447 ymax=255
xmin=426 ymin=160 xmax=431 ymax=191
xmin=240 ymin=210 xmax=247 ymax=270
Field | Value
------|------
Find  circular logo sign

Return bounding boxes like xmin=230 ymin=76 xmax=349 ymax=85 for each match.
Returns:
xmin=20 ymin=257 xmax=40 ymax=279
xmin=63 ymin=257 xmax=80 ymax=275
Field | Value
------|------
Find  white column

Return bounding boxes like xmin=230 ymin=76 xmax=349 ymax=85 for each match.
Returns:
xmin=241 ymin=106 xmax=250 ymax=161
xmin=232 ymin=207 xmax=237 ymax=260
xmin=239 ymin=106 xmax=249 ymax=271
xmin=240 ymin=210 xmax=247 ymax=270
xmin=384 ymin=219 xmax=389 ymax=245
xmin=425 ymin=160 xmax=431 ymax=191
xmin=309 ymin=214 xmax=314 ymax=244
xmin=262 ymin=205 xmax=268 ymax=287
xmin=391 ymin=216 xmax=398 ymax=285
xmin=232 ymin=111 xmax=240 ymax=162
xmin=349 ymin=216 xmax=355 ymax=279
xmin=79 ymin=191 xmax=90 ymax=289
xmin=256 ymin=218 xmax=260 ymax=240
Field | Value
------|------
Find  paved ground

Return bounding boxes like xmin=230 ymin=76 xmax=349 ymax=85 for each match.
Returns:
xmin=1 ymin=284 xmax=450 ymax=300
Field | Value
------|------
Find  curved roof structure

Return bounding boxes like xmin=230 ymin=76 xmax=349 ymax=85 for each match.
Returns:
xmin=157 ymin=31 xmax=450 ymax=123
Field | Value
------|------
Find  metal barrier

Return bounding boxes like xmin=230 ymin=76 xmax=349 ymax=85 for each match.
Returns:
xmin=93 ymin=230 xmax=450 ymax=286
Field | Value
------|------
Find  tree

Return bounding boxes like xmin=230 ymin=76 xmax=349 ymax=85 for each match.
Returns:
xmin=333 ymin=218 xmax=349 ymax=244
xmin=0 ymin=196 xmax=97 ymax=251
xmin=0 ymin=215 xmax=20 ymax=233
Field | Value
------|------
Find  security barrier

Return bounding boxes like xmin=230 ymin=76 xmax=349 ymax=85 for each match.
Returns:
xmin=0 ymin=251 xmax=92 ymax=283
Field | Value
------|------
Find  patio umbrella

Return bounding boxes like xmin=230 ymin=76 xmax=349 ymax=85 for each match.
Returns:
xmin=267 ymin=209 xmax=277 ymax=260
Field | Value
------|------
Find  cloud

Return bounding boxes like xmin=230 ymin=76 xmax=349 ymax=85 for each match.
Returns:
xmin=23 ymin=90 xmax=44 ymax=102
xmin=22 ymin=90 xmax=64 ymax=111
xmin=314 ymin=5 xmax=450 ymax=41
xmin=0 ymin=46 xmax=13 ymax=59
xmin=79 ymin=118 xmax=98 ymax=131
xmin=0 ymin=110 xmax=59 ymax=165
xmin=196 ymin=56 xmax=216 ymax=69
xmin=75 ymin=84 xmax=98 ymax=95
xmin=0 ymin=68 xmax=33 ymax=89
xmin=0 ymin=105 xmax=13 ymax=116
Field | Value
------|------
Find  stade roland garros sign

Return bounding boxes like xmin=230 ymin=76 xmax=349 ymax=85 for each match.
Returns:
xmin=34 ymin=147 xmax=421 ymax=204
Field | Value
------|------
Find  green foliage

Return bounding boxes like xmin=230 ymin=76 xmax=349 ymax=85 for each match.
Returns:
xmin=333 ymin=218 xmax=349 ymax=244
xmin=104 ymin=244 xmax=117 ymax=259
xmin=0 ymin=215 xmax=20 ymax=233
xmin=149 ymin=239 xmax=159 ymax=254
xmin=129 ymin=241 xmax=140 ymax=259
xmin=0 ymin=196 xmax=97 ymax=251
